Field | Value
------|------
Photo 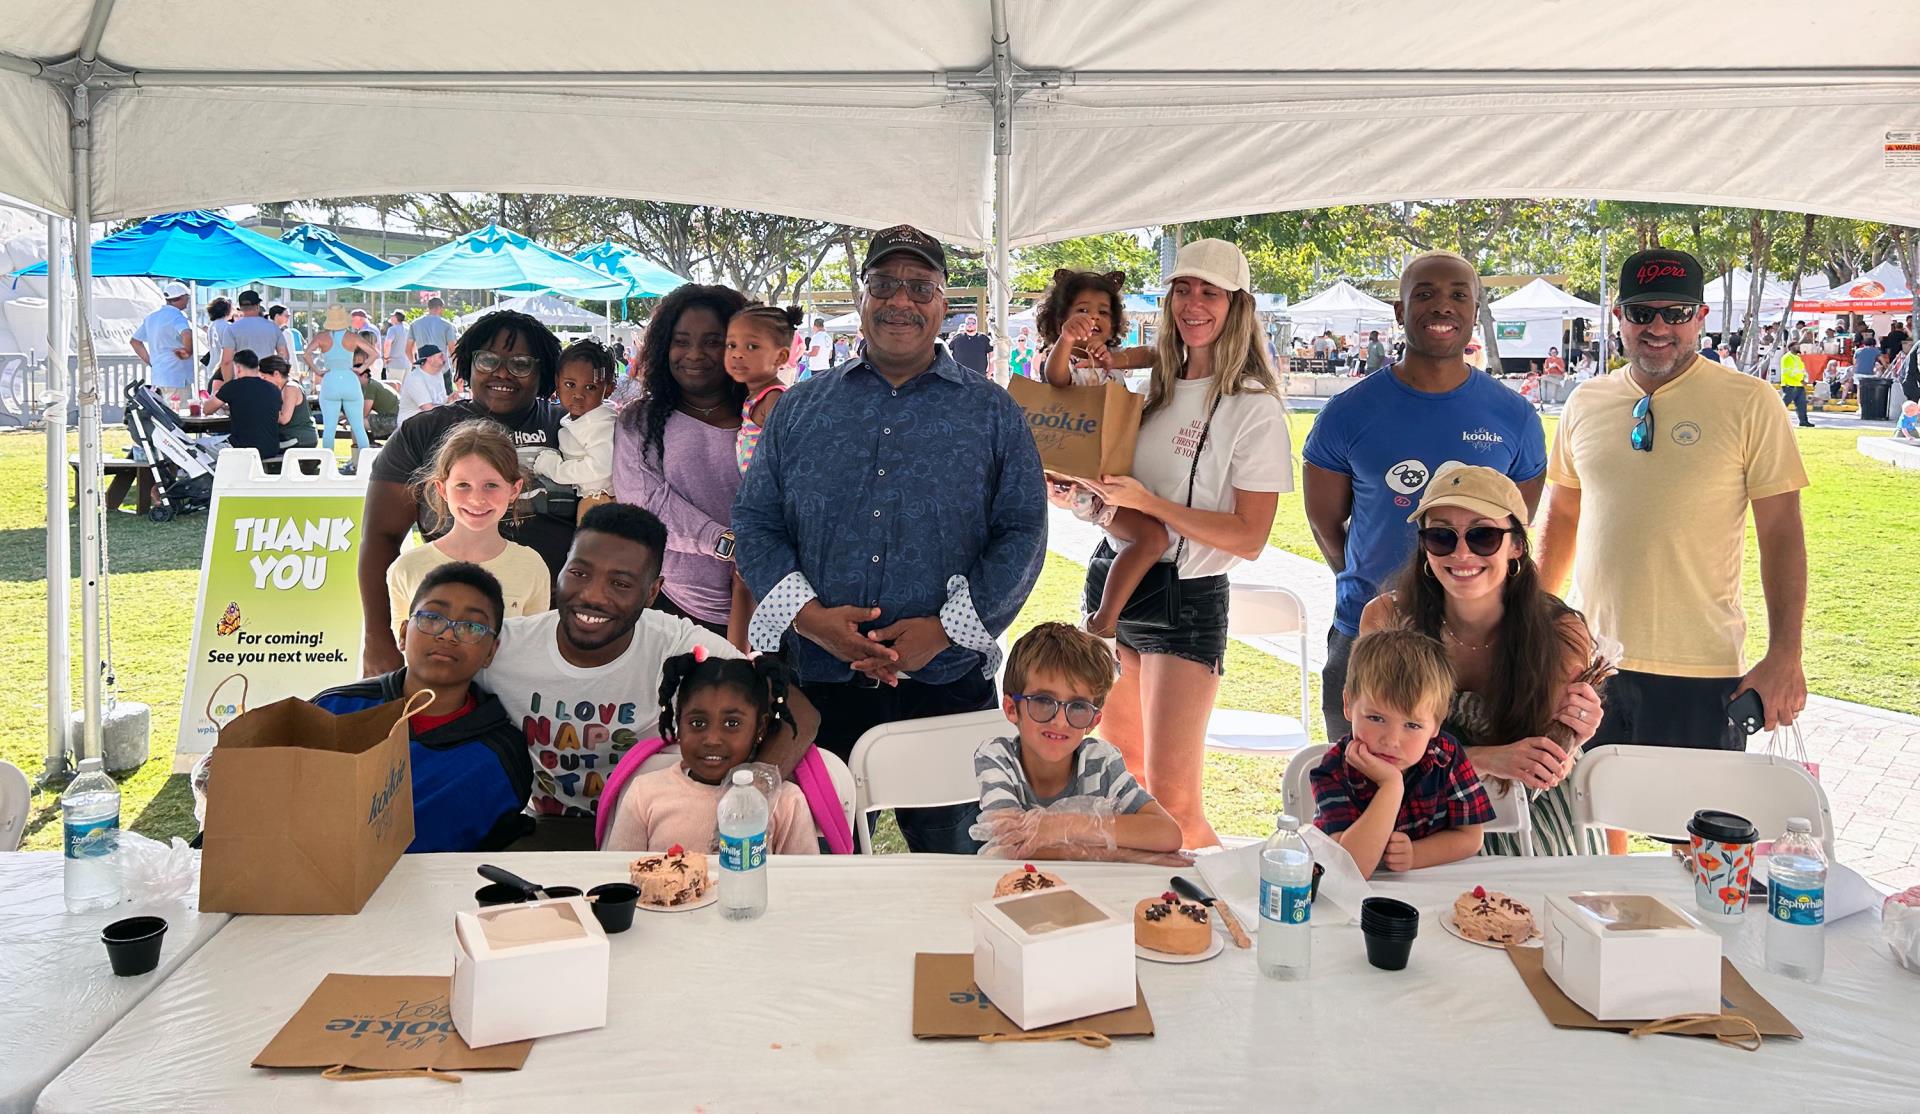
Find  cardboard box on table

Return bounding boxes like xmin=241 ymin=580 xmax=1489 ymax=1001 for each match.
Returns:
xmin=1542 ymin=893 xmax=1721 ymax=1020
xmin=1005 ymin=376 xmax=1142 ymax=482
xmin=971 ymin=886 xmax=1134 ymax=1031
xmin=199 ymin=695 xmax=416 ymax=915
xmin=452 ymin=898 xmax=609 ymax=1048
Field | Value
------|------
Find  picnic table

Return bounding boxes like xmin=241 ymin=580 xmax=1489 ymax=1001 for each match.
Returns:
xmin=66 ymin=455 xmax=155 ymax=515
xmin=32 ymin=854 xmax=1917 ymax=1111
xmin=0 ymin=854 xmax=228 ymax=1114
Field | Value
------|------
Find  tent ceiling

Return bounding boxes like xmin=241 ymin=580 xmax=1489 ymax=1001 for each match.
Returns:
xmin=2 ymin=1 xmax=1918 ymax=244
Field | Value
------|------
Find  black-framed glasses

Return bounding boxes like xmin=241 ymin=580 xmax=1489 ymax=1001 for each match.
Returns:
xmin=1417 ymin=525 xmax=1518 ymax=557
xmin=1622 ymin=303 xmax=1702 ymax=326
xmin=409 ymin=609 xmax=496 ymax=643
xmin=1631 ymin=393 xmax=1655 ymax=452
xmin=471 ymin=351 xmax=542 ymax=379
xmin=863 ymin=274 xmax=944 ymax=305
xmin=1010 ymin=693 xmax=1102 ymax=729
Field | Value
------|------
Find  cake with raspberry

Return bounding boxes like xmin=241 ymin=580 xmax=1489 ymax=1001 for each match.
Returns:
xmin=1452 ymin=886 xmax=1536 ymax=944
xmin=1134 ymin=892 xmax=1212 ymax=955
xmin=993 ymin=863 xmax=1064 ymax=898
xmin=629 ymin=845 xmax=710 ymax=907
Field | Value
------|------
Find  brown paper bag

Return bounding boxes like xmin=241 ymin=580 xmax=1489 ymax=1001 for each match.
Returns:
xmin=1006 ymin=376 xmax=1142 ymax=482
xmin=1507 ymin=948 xmax=1800 ymax=1042
xmin=200 ymin=692 xmax=425 ymax=914
xmin=911 ymin=953 xmax=1154 ymax=1041
xmin=255 ymin=974 xmax=531 ymax=1079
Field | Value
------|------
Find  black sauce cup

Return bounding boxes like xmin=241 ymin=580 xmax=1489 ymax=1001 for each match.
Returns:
xmin=1360 ymin=897 xmax=1420 ymax=970
xmin=587 ymin=883 xmax=639 ymax=934
xmin=475 ymin=883 xmax=531 ymax=907
xmin=102 ymin=916 xmax=168 ymax=976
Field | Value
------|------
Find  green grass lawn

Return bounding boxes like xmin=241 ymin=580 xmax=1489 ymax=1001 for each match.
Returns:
xmin=6 ymin=408 xmax=1916 ymax=850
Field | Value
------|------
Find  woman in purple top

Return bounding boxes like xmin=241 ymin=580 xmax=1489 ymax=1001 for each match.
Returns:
xmin=613 ymin=283 xmax=749 ymax=635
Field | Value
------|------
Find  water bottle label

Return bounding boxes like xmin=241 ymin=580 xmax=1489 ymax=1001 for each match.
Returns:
xmin=1259 ymin=879 xmax=1312 ymax=925
xmin=1769 ymin=881 xmax=1824 ymax=926
xmin=719 ymin=831 xmax=766 ymax=872
xmin=64 ymin=814 xmax=119 ymax=860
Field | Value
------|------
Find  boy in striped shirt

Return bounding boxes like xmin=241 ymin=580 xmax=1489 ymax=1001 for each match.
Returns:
xmin=971 ymin=623 xmax=1183 ymax=856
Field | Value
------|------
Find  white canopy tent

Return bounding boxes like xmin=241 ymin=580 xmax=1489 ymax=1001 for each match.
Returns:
xmin=4 ymin=0 xmax=1920 ymax=774
xmin=1287 ymin=280 xmax=1396 ymax=337
xmin=454 ymin=293 xmax=611 ymax=331
xmin=1488 ymin=278 xmax=1601 ymax=359
xmin=0 ymin=202 xmax=159 ymax=359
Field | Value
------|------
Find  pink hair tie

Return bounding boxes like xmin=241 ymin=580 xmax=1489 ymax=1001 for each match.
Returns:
xmin=692 ymin=645 xmax=708 ymax=664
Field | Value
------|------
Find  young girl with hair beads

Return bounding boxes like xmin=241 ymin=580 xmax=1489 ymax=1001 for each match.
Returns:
xmin=725 ymin=303 xmax=804 ymax=648
xmin=385 ymin=420 xmax=551 ymax=648
xmin=600 ymin=648 xmax=822 ymax=855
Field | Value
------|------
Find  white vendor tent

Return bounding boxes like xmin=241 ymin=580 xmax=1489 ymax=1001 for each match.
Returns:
xmin=1793 ymin=259 xmax=1917 ymax=314
xmin=1489 ymin=278 xmax=1600 ymax=359
xmin=455 ymin=293 xmax=610 ymax=331
xmin=1287 ymin=280 xmax=1396 ymax=336
xmin=1701 ymin=268 xmax=1798 ymax=328
xmin=0 ymin=202 xmax=158 ymax=360
xmin=4 ymin=0 xmax=1920 ymax=775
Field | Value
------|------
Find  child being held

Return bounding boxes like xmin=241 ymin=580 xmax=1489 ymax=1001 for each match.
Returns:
xmin=1309 ymin=627 xmax=1493 ymax=879
xmin=1034 ymin=269 xmax=1171 ymax=638
xmin=315 ymin=562 xmax=532 ymax=852
xmin=971 ymin=623 xmax=1183 ymax=857
xmin=724 ymin=304 xmax=803 ymax=648
xmin=601 ymin=648 xmax=820 ymax=854
xmin=530 ymin=337 xmax=616 ymax=516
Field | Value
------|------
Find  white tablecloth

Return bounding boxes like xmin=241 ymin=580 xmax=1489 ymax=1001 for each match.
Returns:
xmin=35 ymin=854 xmax=1919 ymax=1112
xmin=0 ymin=853 xmax=229 ymax=1114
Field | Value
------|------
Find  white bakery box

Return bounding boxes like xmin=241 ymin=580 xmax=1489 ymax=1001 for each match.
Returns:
xmin=970 ymin=886 xmax=1134 ymax=1031
xmin=451 ymin=897 xmax=610 ymax=1047
xmin=1542 ymin=892 xmax=1721 ymax=1020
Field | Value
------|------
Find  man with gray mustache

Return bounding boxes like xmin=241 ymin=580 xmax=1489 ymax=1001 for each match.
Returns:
xmin=733 ymin=224 xmax=1047 ymax=853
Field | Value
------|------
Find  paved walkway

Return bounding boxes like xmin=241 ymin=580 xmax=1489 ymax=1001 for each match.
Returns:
xmin=1046 ymin=505 xmax=1920 ymax=890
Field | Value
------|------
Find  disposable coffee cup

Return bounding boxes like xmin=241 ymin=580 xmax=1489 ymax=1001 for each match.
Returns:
xmin=102 ymin=916 xmax=168 ymax=977
xmin=1687 ymin=809 xmax=1759 ymax=918
xmin=587 ymin=882 xmax=639 ymax=934
xmin=1360 ymin=897 xmax=1419 ymax=970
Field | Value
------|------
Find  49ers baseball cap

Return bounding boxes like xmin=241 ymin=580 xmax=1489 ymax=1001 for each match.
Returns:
xmin=1618 ymin=248 xmax=1704 ymax=305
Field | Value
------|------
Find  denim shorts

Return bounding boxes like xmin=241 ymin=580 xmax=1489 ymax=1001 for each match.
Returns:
xmin=1082 ymin=544 xmax=1230 ymax=674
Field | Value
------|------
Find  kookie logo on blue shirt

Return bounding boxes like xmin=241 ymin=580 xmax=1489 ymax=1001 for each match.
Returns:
xmin=1460 ymin=428 xmax=1505 ymax=454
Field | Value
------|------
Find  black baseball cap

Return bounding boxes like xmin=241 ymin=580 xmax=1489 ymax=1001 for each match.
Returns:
xmin=861 ymin=224 xmax=947 ymax=277
xmin=236 ymin=289 xmax=262 ymax=306
xmin=1618 ymin=248 xmax=1705 ymax=305
xmin=415 ymin=344 xmax=443 ymax=362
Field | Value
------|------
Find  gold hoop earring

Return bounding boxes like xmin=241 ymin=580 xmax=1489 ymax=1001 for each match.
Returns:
xmin=1509 ymin=558 xmax=1521 ymax=578
xmin=1423 ymin=561 xmax=1438 ymax=580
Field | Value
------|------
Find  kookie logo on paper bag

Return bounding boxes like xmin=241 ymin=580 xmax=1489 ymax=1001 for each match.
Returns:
xmin=1005 ymin=376 xmax=1142 ymax=482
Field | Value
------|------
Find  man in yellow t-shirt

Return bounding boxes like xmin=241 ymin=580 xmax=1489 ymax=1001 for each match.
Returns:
xmin=1779 ymin=344 xmax=1813 ymax=428
xmin=1539 ymin=248 xmax=1808 ymax=751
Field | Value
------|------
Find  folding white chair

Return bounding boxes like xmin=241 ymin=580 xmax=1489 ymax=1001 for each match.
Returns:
xmin=813 ymin=748 xmax=858 ymax=836
xmin=0 ymin=759 xmax=29 ymax=852
xmin=1280 ymin=742 xmax=1328 ymax=825
xmin=1479 ymin=777 xmax=1536 ymax=856
xmin=847 ymin=708 xmax=1006 ymax=854
xmin=1570 ymin=744 xmax=1835 ymax=857
xmin=1205 ymin=584 xmax=1313 ymax=759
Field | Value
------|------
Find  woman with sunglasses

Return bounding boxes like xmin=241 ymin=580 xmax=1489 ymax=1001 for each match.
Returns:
xmin=1359 ymin=463 xmax=1605 ymax=856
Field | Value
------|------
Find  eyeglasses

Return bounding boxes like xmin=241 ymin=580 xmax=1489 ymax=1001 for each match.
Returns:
xmin=409 ymin=609 xmax=496 ymax=643
xmin=1010 ymin=693 xmax=1102 ymax=729
xmin=470 ymin=351 xmax=542 ymax=379
xmin=1622 ymin=303 xmax=1702 ymax=326
xmin=863 ymin=274 xmax=944 ymax=305
xmin=1417 ymin=525 xmax=1518 ymax=557
xmin=1631 ymin=393 xmax=1655 ymax=452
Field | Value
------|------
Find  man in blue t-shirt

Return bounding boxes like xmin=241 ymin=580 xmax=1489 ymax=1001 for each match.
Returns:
xmin=1302 ymin=252 xmax=1548 ymax=736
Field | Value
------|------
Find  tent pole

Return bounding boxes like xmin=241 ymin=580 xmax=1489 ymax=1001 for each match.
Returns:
xmin=988 ymin=0 xmax=1012 ymax=385
xmin=43 ymin=214 xmax=72 ymax=783
xmin=68 ymin=77 xmax=106 ymax=767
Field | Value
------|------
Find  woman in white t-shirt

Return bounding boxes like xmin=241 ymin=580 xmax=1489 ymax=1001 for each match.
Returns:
xmin=1067 ymin=239 xmax=1294 ymax=848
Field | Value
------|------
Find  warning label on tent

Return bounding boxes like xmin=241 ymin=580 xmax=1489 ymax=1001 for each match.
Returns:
xmin=1886 ymin=130 xmax=1920 ymax=169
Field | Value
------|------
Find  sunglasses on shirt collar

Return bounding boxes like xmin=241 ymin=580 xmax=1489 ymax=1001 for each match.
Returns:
xmin=1631 ymin=393 xmax=1655 ymax=452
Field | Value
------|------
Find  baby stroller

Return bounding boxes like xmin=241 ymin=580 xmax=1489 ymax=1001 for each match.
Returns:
xmin=123 ymin=380 xmax=216 ymax=522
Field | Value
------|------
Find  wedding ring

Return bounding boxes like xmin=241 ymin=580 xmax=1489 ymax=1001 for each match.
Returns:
xmin=1577 ymin=709 xmax=1587 ymax=720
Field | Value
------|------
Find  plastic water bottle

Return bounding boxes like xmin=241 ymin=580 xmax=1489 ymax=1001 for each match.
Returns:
xmin=716 ymin=769 xmax=768 ymax=920
xmin=1765 ymin=817 xmax=1826 ymax=982
xmin=1258 ymin=813 xmax=1313 ymax=979
xmin=61 ymin=757 xmax=123 ymax=913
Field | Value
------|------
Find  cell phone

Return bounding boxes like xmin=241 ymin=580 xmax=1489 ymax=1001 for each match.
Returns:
xmin=1726 ymin=688 xmax=1765 ymax=736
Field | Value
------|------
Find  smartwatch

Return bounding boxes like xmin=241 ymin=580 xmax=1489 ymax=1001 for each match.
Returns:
xmin=714 ymin=530 xmax=736 ymax=561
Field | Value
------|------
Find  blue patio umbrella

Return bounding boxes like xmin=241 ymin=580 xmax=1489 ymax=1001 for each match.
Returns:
xmin=571 ymin=240 xmax=689 ymax=298
xmin=11 ymin=209 xmax=355 ymax=285
xmin=267 ymin=224 xmax=393 ymax=290
xmin=354 ymin=224 xmax=626 ymax=299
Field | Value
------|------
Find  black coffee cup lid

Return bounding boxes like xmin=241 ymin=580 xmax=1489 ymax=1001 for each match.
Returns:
xmin=1687 ymin=809 xmax=1757 ymax=843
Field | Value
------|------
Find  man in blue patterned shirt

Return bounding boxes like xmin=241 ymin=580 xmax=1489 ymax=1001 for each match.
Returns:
xmin=734 ymin=224 xmax=1047 ymax=853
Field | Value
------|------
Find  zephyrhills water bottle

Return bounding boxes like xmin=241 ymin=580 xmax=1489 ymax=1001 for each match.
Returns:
xmin=717 ymin=769 xmax=768 ymax=920
xmin=62 ymin=757 xmax=123 ymax=913
xmin=1765 ymin=816 xmax=1826 ymax=982
xmin=1258 ymin=813 xmax=1312 ymax=979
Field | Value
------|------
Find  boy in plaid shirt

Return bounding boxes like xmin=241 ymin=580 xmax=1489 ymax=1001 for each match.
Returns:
xmin=1310 ymin=628 xmax=1493 ymax=879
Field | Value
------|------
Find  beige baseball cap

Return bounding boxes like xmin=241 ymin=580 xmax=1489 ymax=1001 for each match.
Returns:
xmin=1168 ymin=238 xmax=1251 ymax=294
xmin=1405 ymin=462 xmax=1528 ymax=524
xmin=322 ymin=305 xmax=350 ymax=330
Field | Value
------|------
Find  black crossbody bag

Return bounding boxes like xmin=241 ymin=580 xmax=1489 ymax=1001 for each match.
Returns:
xmin=1088 ymin=396 xmax=1219 ymax=632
